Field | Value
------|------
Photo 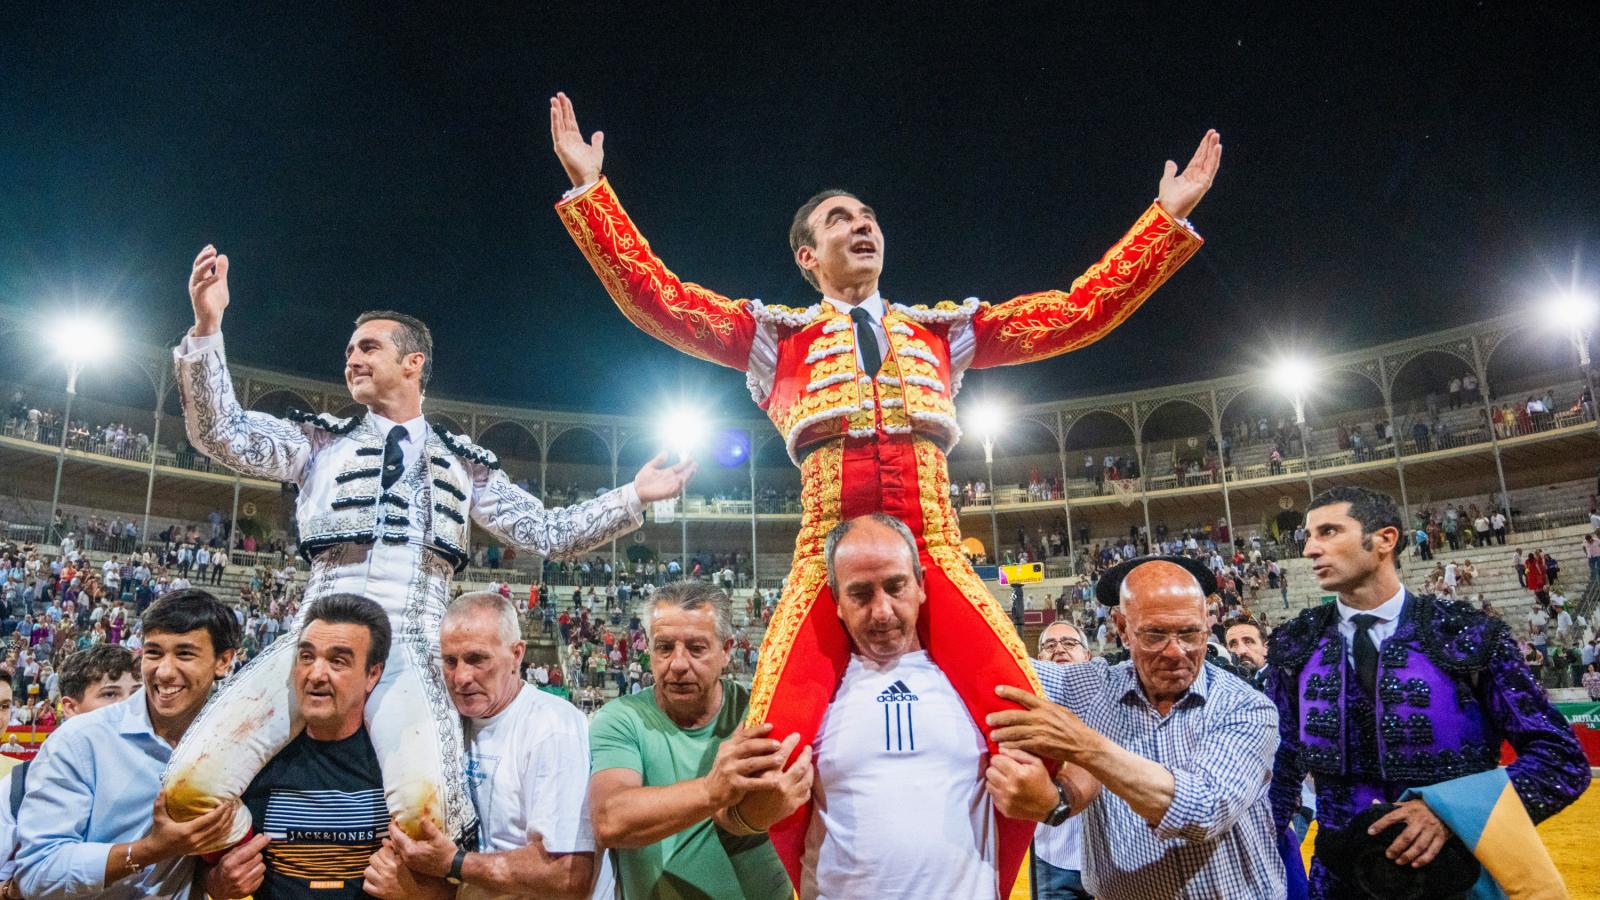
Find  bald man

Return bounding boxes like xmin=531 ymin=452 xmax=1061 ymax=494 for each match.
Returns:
xmin=988 ymin=556 xmax=1283 ymax=900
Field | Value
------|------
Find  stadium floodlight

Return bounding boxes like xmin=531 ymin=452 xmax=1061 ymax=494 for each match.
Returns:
xmin=969 ymin=403 xmax=1007 ymax=449
xmin=1544 ymin=289 xmax=1598 ymax=332
xmin=1266 ymin=355 xmax=1318 ymax=427
xmin=658 ymin=406 xmax=706 ymax=460
xmin=1268 ymin=356 xmax=1316 ymax=397
xmin=47 ymin=313 xmax=118 ymax=542
xmin=63 ymin=315 xmax=115 ymax=362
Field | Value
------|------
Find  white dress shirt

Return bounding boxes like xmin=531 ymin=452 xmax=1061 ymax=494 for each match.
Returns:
xmin=1334 ymin=587 xmax=1407 ymax=666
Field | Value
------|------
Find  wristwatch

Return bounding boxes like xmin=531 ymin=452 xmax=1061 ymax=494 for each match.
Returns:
xmin=446 ymin=848 xmax=467 ymax=885
xmin=1044 ymin=781 xmax=1073 ymax=827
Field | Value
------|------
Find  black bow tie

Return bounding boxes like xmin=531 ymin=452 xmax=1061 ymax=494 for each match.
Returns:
xmin=382 ymin=425 xmax=407 ymax=490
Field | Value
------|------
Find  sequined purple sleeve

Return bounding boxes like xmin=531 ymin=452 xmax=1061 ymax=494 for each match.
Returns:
xmin=1480 ymin=629 xmax=1591 ymax=822
xmin=1265 ymin=666 xmax=1307 ymax=832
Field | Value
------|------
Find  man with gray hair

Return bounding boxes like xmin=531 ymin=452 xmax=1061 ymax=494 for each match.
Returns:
xmin=386 ymin=591 xmax=595 ymax=898
xmin=587 ymin=582 xmax=806 ymax=899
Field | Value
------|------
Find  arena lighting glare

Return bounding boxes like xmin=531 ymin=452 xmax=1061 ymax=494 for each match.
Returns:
xmin=1268 ymin=356 xmax=1316 ymax=394
xmin=1544 ymin=289 xmax=1598 ymax=329
xmin=657 ymin=407 xmax=706 ymax=459
xmin=56 ymin=314 xmax=116 ymax=371
xmin=968 ymin=403 xmax=1007 ymax=444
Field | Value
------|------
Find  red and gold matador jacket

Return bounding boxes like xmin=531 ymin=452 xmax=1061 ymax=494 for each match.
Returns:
xmin=558 ymin=177 xmax=1201 ymax=895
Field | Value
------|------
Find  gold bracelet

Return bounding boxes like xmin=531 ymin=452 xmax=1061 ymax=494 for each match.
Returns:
xmin=727 ymin=803 xmax=766 ymax=835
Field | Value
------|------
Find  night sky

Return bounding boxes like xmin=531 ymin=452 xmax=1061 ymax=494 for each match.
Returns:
xmin=3 ymin=3 xmax=1597 ymax=416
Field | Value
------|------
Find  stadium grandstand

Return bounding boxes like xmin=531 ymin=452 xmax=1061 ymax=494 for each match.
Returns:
xmin=4 ymin=306 xmax=1597 ymax=702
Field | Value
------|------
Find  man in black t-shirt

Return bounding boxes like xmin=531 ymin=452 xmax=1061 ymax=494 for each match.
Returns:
xmin=203 ymin=594 xmax=450 ymax=900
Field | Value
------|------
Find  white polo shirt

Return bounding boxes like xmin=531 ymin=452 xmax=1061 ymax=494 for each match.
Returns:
xmin=462 ymin=684 xmax=595 ymax=900
xmin=801 ymin=650 xmax=993 ymax=899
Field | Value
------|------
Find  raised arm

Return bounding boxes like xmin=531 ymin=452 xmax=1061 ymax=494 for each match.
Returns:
xmin=469 ymin=451 xmax=695 ymax=561
xmin=550 ymin=93 xmax=759 ymax=370
xmin=172 ymin=246 xmax=313 ymax=483
xmin=963 ymin=131 xmax=1219 ymax=368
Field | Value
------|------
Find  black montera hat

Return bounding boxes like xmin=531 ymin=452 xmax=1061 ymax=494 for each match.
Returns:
xmin=1314 ymin=803 xmax=1481 ymax=899
xmin=1094 ymin=555 xmax=1218 ymax=608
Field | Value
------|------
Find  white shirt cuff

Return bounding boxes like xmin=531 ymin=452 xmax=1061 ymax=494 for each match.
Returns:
xmin=561 ymin=179 xmax=599 ymax=202
xmin=177 ymin=329 xmax=224 ymax=356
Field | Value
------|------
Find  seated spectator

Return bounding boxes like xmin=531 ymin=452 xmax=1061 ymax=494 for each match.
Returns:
xmin=16 ymin=589 xmax=240 ymax=899
xmin=990 ymin=556 xmax=1284 ymax=899
xmin=388 ymin=591 xmax=595 ymax=897
xmin=587 ymin=582 xmax=796 ymax=899
xmin=203 ymin=593 xmax=448 ymax=900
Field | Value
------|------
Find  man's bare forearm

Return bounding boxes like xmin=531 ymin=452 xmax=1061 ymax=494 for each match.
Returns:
xmin=1075 ymin=732 xmax=1175 ymax=825
xmin=463 ymin=845 xmax=593 ymax=898
xmin=594 ymin=779 xmax=720 ymax=848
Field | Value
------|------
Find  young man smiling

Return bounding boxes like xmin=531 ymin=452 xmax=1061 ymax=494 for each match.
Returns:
xmin=15 ymin=590 xmax=239 ymax=899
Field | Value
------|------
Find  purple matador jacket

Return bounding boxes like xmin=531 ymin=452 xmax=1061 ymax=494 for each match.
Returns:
xmin=1265 ymin=591 xmax=1588 ymax=899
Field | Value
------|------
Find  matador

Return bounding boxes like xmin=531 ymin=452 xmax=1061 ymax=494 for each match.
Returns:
xmin=163 ymin=245 xmax=695 ymax=849
xmin=550 ymin=93 xmax=1220 ymax=894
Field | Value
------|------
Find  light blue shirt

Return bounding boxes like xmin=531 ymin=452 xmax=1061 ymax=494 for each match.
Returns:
xmin=1034 ymin=658 xmax=1283 ymax=900
xmin=16 ymin=689 xmax=197 ymax=898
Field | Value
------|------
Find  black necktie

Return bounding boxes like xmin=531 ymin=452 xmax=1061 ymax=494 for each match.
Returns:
xmin=1351 ymin=613 xmax=1381 ymax=697
xmin=381 ymin=425 xmax=406 ymax=490
xmin=849 ymin=306 xmax=882 ymax=377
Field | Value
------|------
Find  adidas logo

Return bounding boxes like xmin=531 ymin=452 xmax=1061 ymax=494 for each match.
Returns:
xmin=875 ymin=680 xmax=920 ymax=703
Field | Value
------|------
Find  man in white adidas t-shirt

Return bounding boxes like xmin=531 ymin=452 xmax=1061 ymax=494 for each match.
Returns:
xmin=390 ymin=592 xmax=594 ymax=898
xmin=796 ymin=513 xmax=1084 ymax=900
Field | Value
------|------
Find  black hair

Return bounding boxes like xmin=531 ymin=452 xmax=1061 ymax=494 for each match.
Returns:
xmin=1308 ymin=485 xmax=1409 ymax=565
xmin=59 ymin=645 xmax=139 ymax=701
xmin=141 ymin=588 xmax=240 ymax=654
xmin=354 ymin=310 xmax=434 ymax=391
xmin=789 ymin=189 xmax=860 ymax=290
xmin=301 ymin=593 xmax=391 ymax=670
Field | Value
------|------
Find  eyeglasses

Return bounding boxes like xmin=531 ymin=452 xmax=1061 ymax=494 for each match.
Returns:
xmin=1040 ymin=637 xmax=1084 ymax=652
xmin=1133 ymin=629 xmax=1209 ymax=652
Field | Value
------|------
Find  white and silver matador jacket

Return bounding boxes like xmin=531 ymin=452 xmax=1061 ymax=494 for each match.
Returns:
xmin=173 ymin=333 xmax=644 ymax=581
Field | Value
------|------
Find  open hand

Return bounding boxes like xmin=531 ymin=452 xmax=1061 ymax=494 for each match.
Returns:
xmin=633 ymin=451 xmax=698 ymax=504
xmin=189 ymin=245 xmax=230 ymax=337
xmin=1157 ymin=130 xmax=1222 ymax=220
xmin=550 ymin=92 xmax=604 ymax=189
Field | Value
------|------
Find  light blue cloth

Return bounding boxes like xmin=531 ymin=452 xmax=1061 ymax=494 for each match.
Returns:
xmin=16 ymin=689 xmax=197 ymax=898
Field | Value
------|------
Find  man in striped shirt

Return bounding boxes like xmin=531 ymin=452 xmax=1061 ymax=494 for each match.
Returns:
xmin=990 ymin=556 xmax=1284 ymax=899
